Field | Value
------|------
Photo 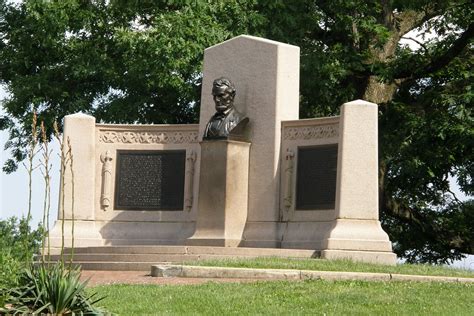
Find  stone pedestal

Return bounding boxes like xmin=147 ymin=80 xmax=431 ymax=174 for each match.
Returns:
xmin=48 ymin=113 xmax=102 ymax=247
xmin=187 ymin=140 xmax=250 ymax=246
xmin=198 ymin=35 xmax=300 ymax=247
xmin=321 ymin=100 xmax=396 ymax=265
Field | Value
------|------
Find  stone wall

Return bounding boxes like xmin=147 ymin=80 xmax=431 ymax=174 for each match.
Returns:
xmin=48 ymin=116 xmax=201 ymax=246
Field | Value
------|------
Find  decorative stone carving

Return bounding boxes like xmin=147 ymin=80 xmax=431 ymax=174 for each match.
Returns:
xmin=283 ymin=124 xmax=339 ymax=140
xmin=283 ymin=149 xmax=295 ymax=211
xmin=100 ymin=150 xmax=113 ymax=211
xmin=98 ymin=131 xmax=198 ymax=144
xmin=184 ymin=150 xmax=197 ymax=212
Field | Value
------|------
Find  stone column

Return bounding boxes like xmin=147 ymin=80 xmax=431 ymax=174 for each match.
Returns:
xmin=187 ymin=140 xmax=250 ymax=246
xmin=321 ymin=100 xmax=396 ymax=265
xmin=197 ymin=35 xmax=300 ymax=247
xmin=48 ymin=113 xmax=102 ymax=247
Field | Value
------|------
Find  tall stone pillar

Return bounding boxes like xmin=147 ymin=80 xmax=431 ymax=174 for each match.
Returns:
xmin=196 ymin=35 xmax=300 ymax=247
xmin=321 ymin=100 xmax=396 ymax=264
xmin=48 ymin=113 xmax=102 ymax=247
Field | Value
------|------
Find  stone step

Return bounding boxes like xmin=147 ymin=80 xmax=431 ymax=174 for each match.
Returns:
xmin=45 ymin=254 xmax=199 ymax=262
xmin=44 ymin=252 xmax=319 ymax=263
xmin=50 ymin=246 xmax=188 ymax=255
xmin=47 ymin=246 xmax=320 ymax=258
xmin=51 ymin=261 xmax=158 ymax=271
xmin=38 ymin=246 xmax=321 ymax=271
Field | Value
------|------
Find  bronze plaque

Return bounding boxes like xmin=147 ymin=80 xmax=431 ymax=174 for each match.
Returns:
xmin=114 ymin=150 xmax=185 ymax=210
xmin=296 ymin=144 xmax=338 ymax=210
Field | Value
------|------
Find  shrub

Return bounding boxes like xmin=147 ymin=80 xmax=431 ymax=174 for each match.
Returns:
xmin=0 ymin=217 xmax=44 ymax=289
xmin=0 ymin=216 xmax=44 ymax=261
xmin=0 ymin=263 xmax=106 ymax=315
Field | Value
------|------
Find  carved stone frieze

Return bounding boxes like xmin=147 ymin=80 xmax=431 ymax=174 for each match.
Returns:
xmin=98 ymin=130 xmax=199 ymax=144
xmin=283 ymin=124 xmax=339 ymax=140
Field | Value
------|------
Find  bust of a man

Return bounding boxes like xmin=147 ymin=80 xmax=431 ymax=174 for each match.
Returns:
xmin=203 ymin=77 xmax=248 ymax=140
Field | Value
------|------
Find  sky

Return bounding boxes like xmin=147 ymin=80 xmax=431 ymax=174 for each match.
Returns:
xmin=0 ymin=87 xmax=60 ymax=228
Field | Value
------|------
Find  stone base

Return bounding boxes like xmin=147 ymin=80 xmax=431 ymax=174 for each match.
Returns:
xmin=186 ymin=238 xmax=242 ymax=247
xmin=280 ymin=221 xmax=334 ymax=250
xmin=188 ymin=140 xmax=250 ymax=246
xmin=323 ymin=219 xmax=394 ymax=251
xmin=321 ymin=219 xmax=396 ymax=265
xmin=240 ymin=221 xmax=281 ymax=248
xmin=321 ymin=250 xmax=397 ymax=265
xmin=47 ymin=220 xmax=103 ymax=248
xmin=98 ymin=221 xmax=195 ymax=245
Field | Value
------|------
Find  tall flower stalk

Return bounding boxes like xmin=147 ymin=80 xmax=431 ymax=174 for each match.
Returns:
xmin=53 ymin=121 xmax=69 ymax=262
xmin=40 ymin=121 xmax=52 ymax=264
xmin=66 ymin=136 xmax=75 ymax=267
xmin=23 ymin=111 xmax=39 ymax=262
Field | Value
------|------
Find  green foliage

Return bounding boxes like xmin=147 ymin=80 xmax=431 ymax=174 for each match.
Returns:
xmin=0 ymin=0 xmax=472 ymax=263
xmin=0 ymin=251 xmax=22 ymax=290
xmin=0 ymin=263 xmax=106 ymax=315
xmin=0 ymin=216 xmax=44 ymax=288
xmin=95 ymin=281 xmax=474 ymax=315
xmin=0 ymin=0 xmax=264 ymax=173
xmin=379 ymin=43 xmax=473 ymax=262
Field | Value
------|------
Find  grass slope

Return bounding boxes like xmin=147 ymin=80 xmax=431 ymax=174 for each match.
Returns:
xmin=185 ymin=257 xmax=474 ymax=278
xmin=95 ymin=280 xmax=474 ymax=315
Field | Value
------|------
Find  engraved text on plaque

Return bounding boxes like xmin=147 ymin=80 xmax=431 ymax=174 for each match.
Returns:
xmin=115 ymin=150 xmax=185 ymax=210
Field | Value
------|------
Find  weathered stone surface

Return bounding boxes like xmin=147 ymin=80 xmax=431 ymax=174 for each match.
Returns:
xmin=151 ymin=265 xmax=183 ymax=277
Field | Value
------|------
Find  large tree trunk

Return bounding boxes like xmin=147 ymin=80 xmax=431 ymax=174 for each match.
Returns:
xmin=363 ymin=77 xmax=398 ymax=104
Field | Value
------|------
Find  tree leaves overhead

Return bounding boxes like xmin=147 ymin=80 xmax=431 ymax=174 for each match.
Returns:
xmin=0 ymin=0 xmax=472 ymax=263
xmin=0 ymin=0 xmax=263 ymax=170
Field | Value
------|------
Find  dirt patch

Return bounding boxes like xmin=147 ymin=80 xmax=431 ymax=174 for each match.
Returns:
xmin=81 ymin=270 xmax=259 ymax=286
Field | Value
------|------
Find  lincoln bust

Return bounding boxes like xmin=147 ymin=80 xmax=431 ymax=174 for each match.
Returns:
xmin=203 ymin=77 xmax=248 ymax=140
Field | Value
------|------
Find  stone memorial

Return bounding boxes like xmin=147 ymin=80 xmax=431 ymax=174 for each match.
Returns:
xmin=48 ymin=35 xmax=396 ymax=264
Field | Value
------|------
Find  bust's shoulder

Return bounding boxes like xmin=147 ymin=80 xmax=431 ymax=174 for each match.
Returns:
xmin=228 ymin=108 xmax=245 ymax=120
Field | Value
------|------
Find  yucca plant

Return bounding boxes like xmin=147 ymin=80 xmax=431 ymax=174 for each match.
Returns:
xmin=0 ymin=263 xmax=106 ymax=315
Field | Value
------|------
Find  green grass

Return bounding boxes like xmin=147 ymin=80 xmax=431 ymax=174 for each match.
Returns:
xmin=94 ymin=280 xmax=474 ymax=315
xmin=184 ymin=257 xmax=474 ymax=278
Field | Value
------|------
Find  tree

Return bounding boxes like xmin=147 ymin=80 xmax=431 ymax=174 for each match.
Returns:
xmin=0 ymin=0 xmax=264 ymax=168
xmin=256 ymin=1 xmax=473 ymax=263
xmin=0 ymin=0 xmax=472 ymax=263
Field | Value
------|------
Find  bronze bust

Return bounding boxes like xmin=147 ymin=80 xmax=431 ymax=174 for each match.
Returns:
xmin=203 ymin=77 xmax=248 ymax=140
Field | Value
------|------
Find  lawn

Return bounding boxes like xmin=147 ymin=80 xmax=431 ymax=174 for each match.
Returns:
xmin=94 ymin=280 xmax=474 ymax=315
xmin=184 ymin=257 xmax=474 ymax=278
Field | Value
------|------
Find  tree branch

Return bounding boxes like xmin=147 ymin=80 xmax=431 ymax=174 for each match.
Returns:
xmin=394 ymin=23 xmax=474 ymax=79
xmin=401 ymin=36 xmax=429 ymax=52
